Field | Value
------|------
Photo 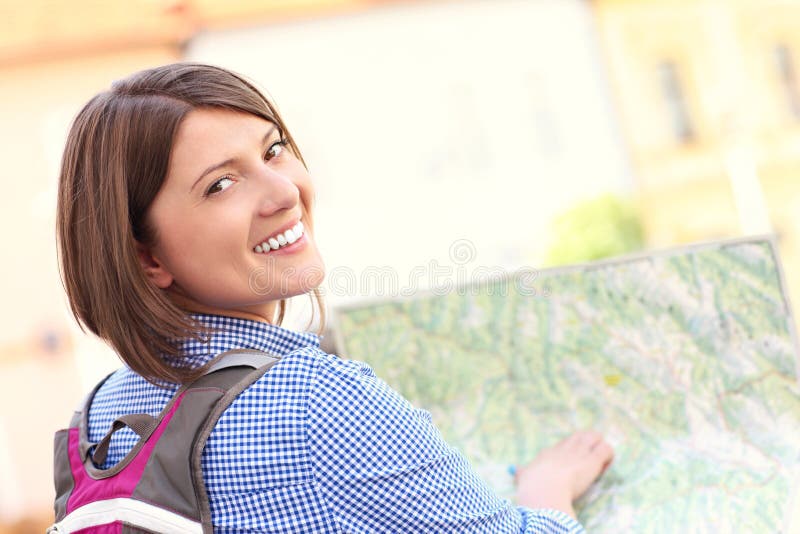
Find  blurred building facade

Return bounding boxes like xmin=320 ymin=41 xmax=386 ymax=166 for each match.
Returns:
xmin=185 ymin=0 xmax=633 ymax=311
xmin=593 ymin=0 xmax=800 ymax=310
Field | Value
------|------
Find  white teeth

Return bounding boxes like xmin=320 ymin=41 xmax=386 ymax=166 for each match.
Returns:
xmin=254 ymin=220 xmax=305 ymax=253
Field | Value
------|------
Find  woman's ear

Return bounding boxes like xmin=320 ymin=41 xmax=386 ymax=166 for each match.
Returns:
xmin=135 ymin=241 xmax=174 ymax=289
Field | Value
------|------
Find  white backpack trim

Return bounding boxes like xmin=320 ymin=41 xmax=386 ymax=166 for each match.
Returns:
xmin=48 ymin=497 xmax=203 ymax=533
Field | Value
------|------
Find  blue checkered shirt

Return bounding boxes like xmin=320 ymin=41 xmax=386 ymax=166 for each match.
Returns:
xmin=87 ymin=313 xmax=584 ymax=533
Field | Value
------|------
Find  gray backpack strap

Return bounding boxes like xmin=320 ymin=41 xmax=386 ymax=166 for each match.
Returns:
xmin=186 ymin=349 xmax=281 ymax=531
xmin=129 ymin=349 xmax=281 ymax=533
xmin=202 ymin=348 xmax=281 ymax=375
xmin=90 ymin=413 xmax=159 ymax=466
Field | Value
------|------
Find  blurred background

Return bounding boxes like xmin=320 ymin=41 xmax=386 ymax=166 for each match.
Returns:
xmin=2 ymin=0 xmax=800 ymax=530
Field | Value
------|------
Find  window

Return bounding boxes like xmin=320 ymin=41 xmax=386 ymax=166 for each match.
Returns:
xmin=657 ymin=60 xmax=695 ymax=143
xmin=774 ymin=43 xmax=800 ymax=121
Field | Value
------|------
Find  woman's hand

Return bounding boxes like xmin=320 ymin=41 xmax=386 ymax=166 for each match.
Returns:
xmin=514 ymin=430 xmax=614 ymax=518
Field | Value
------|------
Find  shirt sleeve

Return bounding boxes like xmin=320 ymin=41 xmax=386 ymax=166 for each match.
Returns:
xmin=306 ymin=353 xmax=585 ymax=534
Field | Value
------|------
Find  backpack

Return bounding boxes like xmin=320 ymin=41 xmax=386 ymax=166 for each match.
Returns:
xmin=48 ymin=349 xmax=281 ymax=533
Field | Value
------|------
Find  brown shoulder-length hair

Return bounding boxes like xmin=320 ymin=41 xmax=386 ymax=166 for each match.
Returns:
xmin=57 ymin=62 xmax=325 ymax=385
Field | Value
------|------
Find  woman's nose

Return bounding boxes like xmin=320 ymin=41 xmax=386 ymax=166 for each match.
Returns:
xmin=255 ymin=168 xmax=300 ymax=217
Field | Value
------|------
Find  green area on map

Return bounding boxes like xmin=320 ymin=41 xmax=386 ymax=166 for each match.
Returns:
xmin=333 ymin=239 xmax=800 ymax=533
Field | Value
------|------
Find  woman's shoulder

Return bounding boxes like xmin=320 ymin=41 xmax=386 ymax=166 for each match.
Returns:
xmin=263 ymin=345 xmax=377 ymax=382
xmin=299 ymin=349 xmax=430 ymax=429
xmin=229 ymin=347 xmax=404 ymax=426
xmin=87 ymin=347 xmax=381 ymax=425
xmin=235 ymin=346 xmax=377 ymax=402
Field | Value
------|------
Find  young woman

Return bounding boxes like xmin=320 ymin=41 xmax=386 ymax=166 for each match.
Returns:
xmin=56 ymin=63 xmax=613 ymax=532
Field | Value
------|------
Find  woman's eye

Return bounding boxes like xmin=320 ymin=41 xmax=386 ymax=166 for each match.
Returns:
xmin=205 ymin=176 xmax=234 ymax=196
xmin=265 ymin=140 xmax=287 ymax=161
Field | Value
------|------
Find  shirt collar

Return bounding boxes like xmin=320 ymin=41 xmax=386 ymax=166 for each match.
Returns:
xmin=176 ymin=312 xmax=321 ymax=368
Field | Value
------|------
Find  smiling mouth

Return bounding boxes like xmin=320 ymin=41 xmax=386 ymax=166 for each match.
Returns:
xmin=253 ymin=220 xmax=305 ymax=254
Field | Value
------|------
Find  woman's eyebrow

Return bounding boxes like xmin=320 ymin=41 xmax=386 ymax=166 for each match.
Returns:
xmin=190 ymin=125 xmax=277 ymax=192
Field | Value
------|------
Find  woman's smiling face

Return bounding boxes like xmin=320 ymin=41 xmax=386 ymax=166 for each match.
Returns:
xmin=140 ymin=107 xmax=325 ymax=321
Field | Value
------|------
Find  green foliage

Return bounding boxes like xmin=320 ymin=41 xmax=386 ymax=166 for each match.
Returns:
xmin=546 ymin=194 xmax=644 ymax=266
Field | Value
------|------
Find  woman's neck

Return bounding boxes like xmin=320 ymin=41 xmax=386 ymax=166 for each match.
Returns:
xmin=168 ymin=292 xmax=278 ymax=324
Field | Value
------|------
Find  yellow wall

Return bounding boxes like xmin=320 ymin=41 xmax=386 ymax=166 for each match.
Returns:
xmin=594 ymin=0 xmax=800 ymax=312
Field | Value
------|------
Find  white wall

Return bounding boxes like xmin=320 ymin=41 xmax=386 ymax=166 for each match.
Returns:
xmin=186 ymin=0 xmax=632 ymax=311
